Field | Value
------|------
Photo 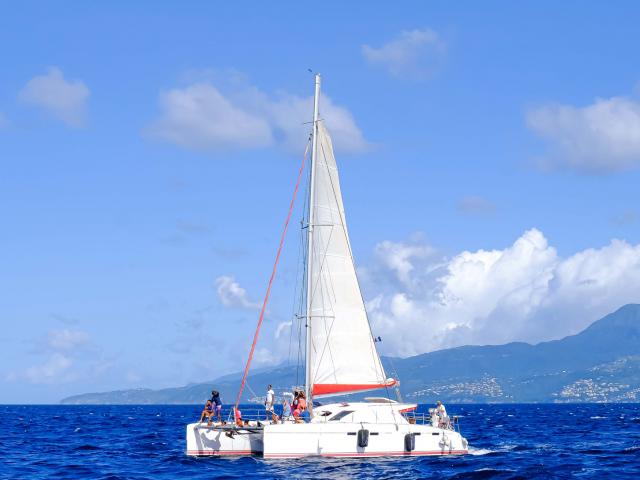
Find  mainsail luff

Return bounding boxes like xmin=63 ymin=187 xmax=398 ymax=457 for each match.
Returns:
xmin=304 ymin=78 xmax=394 ymax=399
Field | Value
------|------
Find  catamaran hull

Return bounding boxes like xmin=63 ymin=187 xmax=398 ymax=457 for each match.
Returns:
xmin=262 ymin=423 xmax=468 ymax=459
xmin=186 ymin=423 xmax=468 ymax=458
xmin=186 ymin=423 xmax=263 ymax=456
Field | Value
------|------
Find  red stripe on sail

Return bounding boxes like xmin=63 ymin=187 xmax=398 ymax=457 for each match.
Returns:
xmin=313 ymin=379 xmax=397 ymax=396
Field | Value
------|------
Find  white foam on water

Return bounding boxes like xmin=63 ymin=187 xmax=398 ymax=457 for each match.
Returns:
xmin=590 ymin=416 xmax=607 ymax=419
xmin=468 ymin=447 xmax=494 ymax=456
xmin=499 ymin=444 xmax=518 ymax=451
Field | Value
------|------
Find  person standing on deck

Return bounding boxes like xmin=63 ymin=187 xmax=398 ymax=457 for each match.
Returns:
xmin=436 ymin=400 xmax=448 ymax=428
xmin=265 ymin=384 xmax=275 ymax=420
xmin=210 ymin=390 xmax=222 ymax=423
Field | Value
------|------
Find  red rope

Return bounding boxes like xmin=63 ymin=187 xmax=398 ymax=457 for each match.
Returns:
xmin=234 ymin=141 xmax=310 ymax=410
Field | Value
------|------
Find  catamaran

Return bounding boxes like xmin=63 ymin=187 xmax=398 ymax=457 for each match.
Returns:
xmin=186 ymin=74 xmax=469 ymax=458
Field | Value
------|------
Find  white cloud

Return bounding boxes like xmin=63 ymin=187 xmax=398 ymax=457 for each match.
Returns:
xmin=457 ymin=196 xmax=496 ymax=215
xmin=7 ymin=353 xmax=75 ymax=384
xmin=362 ymin=29 xmax=445 ymax=79
xmin=527 ymin=95 xmax=640 ymax=172
xmin=47 ymin=329 xmax=90 ymax=351
xmin=149 ymin=74 xmax=368 ymax=154
xmin=374 ymin=238 xmax=434 ymax=288
xmin=215 ymin=275 xmax=260 ymax=310
xmin=252 ymin=347 xmax=277 ymax=367
xmin=23 ymin=353 xmax=73 ymax=384
xmin=150 ymin=83 xmax=272 ymax=151
xmin=275 ymin=321 xmax=292 ymax=339
xmin=19 ymin=67 xmax=90 ymax=127
xmin=366 ymin=229 xmax=640 ymax=357
xmin=6 ymin=329 xmax=91 ymax=384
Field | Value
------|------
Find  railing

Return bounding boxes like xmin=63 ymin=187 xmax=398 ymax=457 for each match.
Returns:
xmin=402 ymin=410 xmax=462 ymax=433
xmin=196 ymin=404 xmax=463 ymax=434
xmin=196 ymin=404 xmax=297 ymax=429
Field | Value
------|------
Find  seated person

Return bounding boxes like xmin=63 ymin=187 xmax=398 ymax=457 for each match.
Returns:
xmin=281 ymin=398 xmax=292 ymax=423
xmin=199 ymin=400 xmax=215 ymax=426
xmin=292 ymin=391 xmax=307 ymax=423
xmin=234 ymin=407 xmax=243 ymax=427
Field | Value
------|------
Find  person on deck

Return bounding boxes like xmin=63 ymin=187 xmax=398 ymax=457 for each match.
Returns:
xmin=199 ymin=400 xmax=215 ymax=426
xmin=210 ymin=390 xmax=223 ymax=423
xmin=281 ymin=393 xmax=293 ymax=423
xmin=265 ymin=384 xmax=275 ymax=420
xmin=436 ymin=400 xmax=448 ymax=428
xmin=292 ymin=391 xmax=307 ymax=423
xmin=290 ymin=391 xmax=300 ymax=420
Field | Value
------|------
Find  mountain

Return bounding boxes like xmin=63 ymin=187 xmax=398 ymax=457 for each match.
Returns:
xmin=61 ymin=304 xmax=640 ymax=404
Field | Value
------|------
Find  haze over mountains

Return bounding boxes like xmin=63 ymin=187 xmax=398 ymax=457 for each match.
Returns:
xmin=61 ymin=304 xmax=640 ymax=404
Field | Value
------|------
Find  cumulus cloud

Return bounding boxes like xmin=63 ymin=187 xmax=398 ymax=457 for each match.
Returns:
xmin=7 ymin=329 xmax=91 ymax=384
xmin=19 ymin=67 xmax=90 ymax=127
xmin=366 ymin=229 xmax=640 ymax=357
xmin=252 ymin=347 xmax=277 ymax=367
xmin=215 ymin=275 xmax=260 ymax=309
xmin=275 ymin=321 xmax=292 ymax=339
xmin=457 ymin=196 xmax=496 ymax=215
xmin=362 ymin=29 xmax=445 ymax=79
xmin=22 ymin=353 xmax=73 ymax=384
xmin=527 ymin=94 xmax=640 ymax=172
xmin=47 ymin=329 xmax=89 ymax=351
xmin=374 ymin=238 xmax=435 ymax=288
xmin=148 ymin=74 xmax=368 ymax=153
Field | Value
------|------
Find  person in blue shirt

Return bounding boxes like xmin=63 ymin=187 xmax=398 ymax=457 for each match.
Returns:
xmin=210 ymin=390 xmax=222 ymax=423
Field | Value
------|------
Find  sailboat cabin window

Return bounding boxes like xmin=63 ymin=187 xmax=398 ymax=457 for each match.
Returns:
xmin=329 ymin=410 xmax=354 ymax=421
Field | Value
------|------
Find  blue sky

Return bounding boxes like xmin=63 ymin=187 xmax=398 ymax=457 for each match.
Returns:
xmin=2 ymin=2 xmax=640 ymax=403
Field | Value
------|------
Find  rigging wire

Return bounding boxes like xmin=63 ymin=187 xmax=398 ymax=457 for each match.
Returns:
xmin=289 ymin=145 xmax=311 ymax=388
xmin=234 ymin=139 xmax=311 ymax=411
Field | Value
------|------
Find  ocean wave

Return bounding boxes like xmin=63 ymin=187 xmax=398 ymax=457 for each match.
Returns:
xmin=1 ymin=404 xmax=638 ymax=479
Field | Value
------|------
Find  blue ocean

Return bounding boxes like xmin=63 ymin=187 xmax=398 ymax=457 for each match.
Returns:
xmin=1 ymin=404 xmax=639 ymax=479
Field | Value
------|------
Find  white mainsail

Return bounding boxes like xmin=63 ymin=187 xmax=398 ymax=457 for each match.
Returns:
xmin=306 ymin=120 xmax=396 ymax=398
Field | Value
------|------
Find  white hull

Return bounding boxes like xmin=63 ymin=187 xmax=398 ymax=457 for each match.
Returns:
xmin=186 ymin=402 xmax=468 ymax=459
xmin=186 ymin=422 xmax=263 ymax=456
xmin=263 ymin=422 xmax=467 ymax=459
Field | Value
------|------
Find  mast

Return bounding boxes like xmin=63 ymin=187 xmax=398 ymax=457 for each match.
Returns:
xmin=304 ymin=73 xmax=321 ymax=402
